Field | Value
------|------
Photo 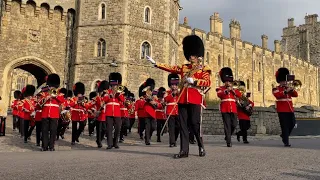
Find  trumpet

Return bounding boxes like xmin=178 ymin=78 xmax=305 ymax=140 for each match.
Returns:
xmin=232 ymin=80 xmax=241 ymax=89
xmin=287 ymin=79 xmax=302 ymax=91
xmin=49 ymin=88 xmax=58 ymax=97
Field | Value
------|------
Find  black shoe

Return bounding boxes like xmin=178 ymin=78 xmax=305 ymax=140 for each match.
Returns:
xmin=140 ymin=136 xmax=143 ymax=140
xmin=199 ymin=147 xmax=206 ymax=157
xmin=71 ymin=142 xmax=75 ymax=145
xmin=173 ymin=151 xmax=188 ymax=159
xmin=106 ymin=146 xmax=113 ymax=149
xmin=169 ymin=144 xmax=176 ymax=147
xmin=75 ymin=138 xmax=79 ymax=143
xmin=41 ymin=147 xmax=48 ymax=151
xmin=189 ymin=140 xmax=195 ymax=144
xmin=146 ymin=142 xmax=151 ymax=145
xmin=56 ymin=136 xmax=59 ymax=140
xmin=157 ymin=139 xmax=161 ymax=143
xmin=119 ymin=138 xmax=124 ymax=143
xmin=28 ymin=137 xmax=31 ymax=140
xmin=284 ymin=144 xmax=291 ymax=147
xmin=236 ymin=133 xmax=240 ymax=142
xmin=60 ymin=135 xmax=64 ymax=139
xmin=113 ymin=145 xmax=119 ymax=149
xmin=227 ymin=143 xmax=232 ymax=147
xmin=280 ymin=134 xmax=283 ymax=138
xmin=36 ymin=143 xmax=40 ymax=147
xmin=49 ymin=148 xmax=55 ymax=151
xmin=243 ymin=141 xmax=249 ymax=144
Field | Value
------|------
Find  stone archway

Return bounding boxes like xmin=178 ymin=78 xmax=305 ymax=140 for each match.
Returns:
xmin=1 ymin=56 xmax=56 ymax=111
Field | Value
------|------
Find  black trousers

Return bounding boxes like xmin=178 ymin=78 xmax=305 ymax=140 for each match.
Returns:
xmin=35 ymin=121 xmax=42 ymax=145
xmin=24 ymin=120 xmax=31 ymax=141
xmin=237 ymin=120 xmax=251 ymax=141
xmin=139 ymin=118 xmax=146 ymax=138
xmin=42 ymin=118 xmax=58 ymax=149
xmin=0 ymin=117 xmax=6 ymax=136
xmin=221 ymin=113 xmax=237 ymax=144
xmin=17 ymin=116 xmax=21 ymax=133
xmin=278 ymin=112 xmax=296 ymax=145
xmin=88 ymin=118 xmax=96 ymax=135
xmin=27 ymin=122 xmax=35 ymax=140
xmin=120 ymin=117 xmax=129 ymax=139
xmin=179 ymin=104 xmax=203 ymax=153
xmin=20 ymin=117 xmax=24 ymax=137
xmin=13 ymin=115 xmax=18 ymax=130
xmin=71 ymin=121 xmax=85 ymax=143
xmin=106 ymin=117 xmax=122 ymax=147
xmin=128 ymin=118 xmax=135 ymax=132
xmin=156 ymin=120 xmax=166 ymax=139
xmin=96 ymin=121 xmax=106 ymax=145
xmin=57 ymin=119 xmax=69 ymax=138
xmin=168 ymin=115 xmax=180 ymax=145
xmin=145 ymin=117 xmax=156 ymax=144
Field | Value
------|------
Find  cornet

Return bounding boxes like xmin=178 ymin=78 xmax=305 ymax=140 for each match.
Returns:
xmin=49 ymin=88 xmax=58 ymax=97
xmin=232 ymin=80 xmax=241 ymax=89
xmin=287 ymin=79 xmax=302 ymax=91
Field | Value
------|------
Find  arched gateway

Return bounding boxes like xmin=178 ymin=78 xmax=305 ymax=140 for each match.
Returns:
xmin=1 ymin=56 xmax=57 ymax=112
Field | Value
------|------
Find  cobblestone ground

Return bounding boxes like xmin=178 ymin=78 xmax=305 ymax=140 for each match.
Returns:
xmin=1 ymin=116 xmax=320 ymax=180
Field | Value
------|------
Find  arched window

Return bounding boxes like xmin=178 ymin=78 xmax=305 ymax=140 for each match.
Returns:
xmin=97 ymin=39 xmax=106 ymax=57
xmin=246 ymin=79 xmax=250 ymax=90
xmin=206 ymin=52 xmax=210 ymax=64
xmin=16 ymin=77 xmax=26 ymax=91
xmin=100 ymin=3 xmax=106 ymax=20
xmin=144 ymin=7 xmax=151 ymax=23
xmin=258 ymin=81 xmax=261 ymax=92
xmin=218 ymin=55 xmax=221 ymax=67
xmin=141 ymin=41 xmax=151 ymax=59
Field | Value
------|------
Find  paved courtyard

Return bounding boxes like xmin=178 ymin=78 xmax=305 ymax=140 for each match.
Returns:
xmin=1 ymin=116 xmax=320 ymax=180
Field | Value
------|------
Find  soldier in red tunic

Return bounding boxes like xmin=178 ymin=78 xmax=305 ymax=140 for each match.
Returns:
xmin=155 ymin=87 xmax=166 ymax=142
xmin=146 ymin=35 xmax=211 ymax=158
xmin=69 ymin=82 xmax=87 ymax=145
xmin=18 ymin=88 xmax=25 ymax=137
xmin=216 ymin=67 xmax=241 ymax=147
xmin=21 ymin=85 xmax=36 ymax=143
xmin=104 ymin=72 xmax=125 ymax=149
xmin=11 ymin=90 xmax=21 ymax=131
xmin=119 ymin=87 xmax=130 ymax=143
xmin=56 ymin=88 xmax=67 ymax=140
xmin=164 ymin=73 xmax=180 ymax=147
xmin=34 ymin=93 xmax=43 ymax=146
xmin=38 ymin=74 xmax=65 ymax=151
xmin=135 ymin=94 xmax=146 ymax=139
xmin=273 ymin=67 xmax=298 ymax=147
xmin=87 ymin=91 xmax=97 ymax=136
xmin=127 ymin=92 xmax=136 ymax=133
xmin=235 ymin=81 xmax=254 ymax=144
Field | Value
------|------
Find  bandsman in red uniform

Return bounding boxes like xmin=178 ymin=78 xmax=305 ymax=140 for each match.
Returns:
xmin=135 ymin=94 xmax=146 ymax=139
xmin=155 ymin=87 xmax=166 ymax=142
xmin=119 ymin=87 xmax=130 ymax=143
xmin=17 ymin=88 xmax=25 ymax=137
xmin=235 ymin=81 xmax=254 ymax=144
xmin=127 ymin=92 xmax=136 ymax=133
xmin=216 ymin=67 xmax=241 ymax=147
xmin=164 ymin=73 xmax=180 ymax=147
xmin=146 ymin=35 xmax=211 ymax=158
xmin=56 ymin=88 xmax=68 ymax=140
xmin=38 ymin=74 xmax=65 ymax=151
xmin=58 ymin=90 xmax=73 ymax=140
xmin=87 ymin=91 xmax=97 ymax=136
xmin=21 ymin=85 xmax=36 ymax=143
xmin=104 ymin=72 xmax=125 ymax=149
xmin=69 ymin=82 xmax=87 ymax=145
xmin=273 ymin=67 xmax=298 ymax=147
xmin=11 ymin=90 xmax=21 ymax=131
xmin=34 ymin=93 xmax=43 ymax=146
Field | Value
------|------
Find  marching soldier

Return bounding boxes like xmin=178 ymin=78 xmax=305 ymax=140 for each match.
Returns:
xmin=127 ymin=92 xmax=136 ymax=133
xmin=38 ymin=73 xmax=65 ymax=151
xmin=104 ymin=72 xmax=125 ymax=149
xmin=21 ymin=85 xmax=36 ymax=143
xmin=17 ymin=89 xmax=25 ymax=137
xmin=138 ymin=78 xmax=159 ymax=145
xmin=164 ymin=73 xmax=180 ymax=147
xmin=88 ymin=92 xmax=97 ymax=136
xmin=69 ymin=82 xmax=87 ymax=145
xmin=155 ymin=87 xmax=166 ymax=142
xmin=58 ymin=90 xmax=73 ymax=139
xmin=34 ymin=93 xmax=43 ymax=146
xmin=119 ymin=87 xmax=130 ymax=143
xmin=146 ymin=35 xmax=211 ymax=158
xmin=56 ymin=88 xmax=67 ymax=140
xmin=135 ymin=94 xmax=146 ymax=139
xmin=11 ymin=90 xmax=21 ymax=132
xmin=235 ymin=81 xmax=254 ymax=144
xmin=273 ymin=67 xmax=298 ymax=147
xmin=216 ymin=67 xmax=242 ymax=147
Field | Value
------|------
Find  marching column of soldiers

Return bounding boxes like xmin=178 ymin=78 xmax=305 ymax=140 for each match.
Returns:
xmin=6 ymin=34 xmax=299 ymax=157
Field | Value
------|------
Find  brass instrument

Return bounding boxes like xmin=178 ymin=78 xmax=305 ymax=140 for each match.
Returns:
xmin=232 ymin=80 xmax=253 ymax=116
xmin=61 ymin=110 xmax=71 ymax=124
xmin=232 ymin=80 xmax=241 ymax=89
xmin=117 ymin=85 xmax=125 ymax=93
xmin=49 ymin=88 xmax=58 ymax=97
xmin=288 ymin=79 xmax=302 ymax=91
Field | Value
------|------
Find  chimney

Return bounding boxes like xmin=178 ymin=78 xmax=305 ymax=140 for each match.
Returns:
xmin=229 ymin=19 xmax=241 ymax=39
xmin=210 ymin=12 xmax=223 ymax=35
xmin=288 ymin=18 xmax=294 ymax=27
xmin=261 ymin=34 xmax=268 ymax=49
xmin=274 ymin=40 xmax=280 ymax=53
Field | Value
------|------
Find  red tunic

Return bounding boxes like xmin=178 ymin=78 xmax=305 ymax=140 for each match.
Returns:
xmin=69 ymin=97 xmax=89 ymax=121
xmin=155 ymin=98 xmax=166 ymax=120
xmin=103 ymin=89 xmax=125 ymax=117
xmin=11 ymin=100 xmax=19 ymax=116
xmin=120 ymin=99 xmax=129 ymax=118
xmin=164 ymin=90 xmax=179 ymax=116
xmin=87 ymin=101 xmax=96 ymax=119
xmin=135 ymin=98 xmax=147 ymax=118
xmin=155 ymin=63 xmax=211 ymax=105
xmin=143 ymin=97 xmax=162 ymax=119
xmin=17 ymin=100 xmax=24 ymax=118
xmin=237 ymin=99 xmax=254 ymax=120
xmin=128 ymin=102 xmax=136 ymax=119
xmin=94 ymin=96 xmax=106 ymax=121
xmin=272 ymin=85 xmax=298 ymax=113
xmin=39 ymin=92 xmax=65 ymax=119
xmin=216 ymin=86 xmax=241 ymax=113
xmin=22 ymin=98 xmax=35 ymax=121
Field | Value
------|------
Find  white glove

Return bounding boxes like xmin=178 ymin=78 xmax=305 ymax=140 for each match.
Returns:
xmin=186 ymin=77 xmax=194 ymax=84
xmin=61 ymin=110 xmax=67 ymax=114
xmin=146 ymin=56 xmax=156 ymax=64
xmin=31 ymin=111 xmax=36 ymax=117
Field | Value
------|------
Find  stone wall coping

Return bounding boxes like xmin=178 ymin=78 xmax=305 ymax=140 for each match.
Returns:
xmin=204 ymin=105 xmax=320 ymax=113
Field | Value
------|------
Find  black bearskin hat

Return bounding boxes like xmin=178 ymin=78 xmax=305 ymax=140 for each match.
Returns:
xmin=46 ymin=73 xmax=60 ymax=88
xmin=24 ymin=85 xmax=36 ymax=97
xmin=67 ymin=90 xmax=73 ymax=98
xmin=276 ymin=67 xmax=290 ymax=83
xmin=168 ymin=73 xmax=180 ymax=87
xmin=123 ymin=86 xmax=129 ymax=96
xmin=59 ymin=88 xmax=67 ymax=95
xmin=73 ymin=82 xmax=85 ymax=96
xmin=219 ymin=67 xmax=233 ymax=83
xmin=98 ymin=80 xmax=109 ymax=93
xmin=145 ymin=78 xmax=155 ymax=91
xmin=182 ymin=35 xmax=205 ymax=61
xmin=239 ymin=81 xmax=245 ymax=87
xmin=157 ymin=87 xmax=166 ymax=98
xmin=109 ymin=72 xmax=122 ymax=85
xmin=89 ymin=92 xmax=97 ymax=100
xmin=14 ymin=90 xmax=21 ymax=99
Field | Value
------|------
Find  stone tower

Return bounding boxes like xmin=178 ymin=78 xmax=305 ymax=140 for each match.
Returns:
xmin=72 ymin=0 xmax=180 ymax=95
xmin=281 ymin=14 xmax=320 ymax=65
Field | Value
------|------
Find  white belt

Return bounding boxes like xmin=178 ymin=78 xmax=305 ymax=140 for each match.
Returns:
xmin=71 ymin=108 xmax=85 ymax=112
xmin=277 ymin=99 xmax=292 ymax=102
xmin=166 ymin=103 xmax=177 ymax=106
xmin=36 ymin=110 xmax=42 ymax=112
xmin=44 ymin=104 xmax=59 ymax=108
xmin=120 ymin=108 xmax=128 ymax=110
xmin=221 ymin=99 xmax=236 ymax=102
xmin=155 ymin=110 xmax=164 ymax=112
xmin=106 ymin=102 xmax=120 ymax=106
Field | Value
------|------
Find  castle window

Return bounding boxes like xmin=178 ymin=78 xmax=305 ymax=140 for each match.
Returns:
xmin=258 ymin=81 xmax=261 ymax=92
xmin=141 ymin=41 xmax=151 ymax=59
xmin=246 ymin=79 xmax=250 ymax=90
xmin=99 ymin=3 xmax=107 ymax=20
xmin=26 ymin=0 xmax=36 ymax=17
xmin=218 ymin=55 xmax=221 ymax=67
xmin=144 ymin=7 xmax=151 ymax=23
xmin=16 ymin=77 xmax=26 ymax=91
xmin=215 ymin=74 xmax=220 ymax=87
xmin=40 ymin=3 xmax=50 ymax=18
xmin=206 ymin=52 xmax=210 ymax=64
xmin=258 ymin=62 xmax=262 ymax=72
xmin=172 ymin=20 xmax=176 ymax=34
xmin=228 ymin=58 xmax=231 ymax=67
xmin=97 ymin=38 xmax=106 ymax=57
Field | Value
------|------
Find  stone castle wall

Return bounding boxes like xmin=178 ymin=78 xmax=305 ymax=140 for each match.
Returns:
xmin=178 ymin=13 xmax=319 ymax=107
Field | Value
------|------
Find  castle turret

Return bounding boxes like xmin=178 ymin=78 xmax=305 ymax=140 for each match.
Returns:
xmin=305 ymin=14 xmax=318 ymax=25
xmin=210 ymin=12 xmax=223 ymax=35
xmin=274 ymin=40 xmax=280 ymax=53
xmin=261 ymin=34 xmax=268 ymax=49
xmin=288 ymin=18 xmax=295 ymax=27
xmin=229 ymin=19 xmax=241 ymax=39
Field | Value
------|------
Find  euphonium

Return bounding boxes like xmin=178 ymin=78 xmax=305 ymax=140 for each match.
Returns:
xmin=232 ymin=80 xmax=241 ymax=89
xmin=49 ymin=88 xmax=58 ymax=97
xmin=117 ymin=85 xmax=125 ymax=93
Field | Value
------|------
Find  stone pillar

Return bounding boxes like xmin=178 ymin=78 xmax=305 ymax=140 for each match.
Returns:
xmin=288 ymin=18 xmax=294 ymax=27
xmin=274 ymin=40 xmax=280 ymax=53
xmin=261 ymin=34 xmax=268 ymax=49
xmin=210 ymin=12 xmax=223 ymax=35
xmin=305 ymin=14 xmax=318 ymax=25
xmin=229 ymin=19 xmax=241 ymax=39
